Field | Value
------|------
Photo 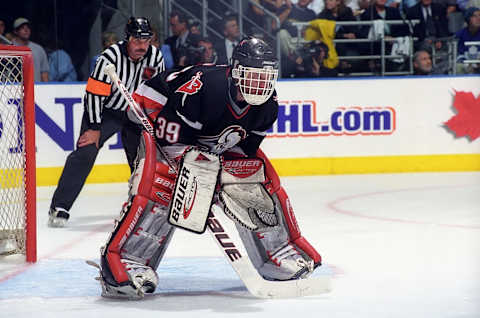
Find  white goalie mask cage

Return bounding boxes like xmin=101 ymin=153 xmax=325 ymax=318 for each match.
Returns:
xmin=231 ymin=64 xmax=278 ymax=105
xmin=230 ymin=37 xmax=279 ymax=106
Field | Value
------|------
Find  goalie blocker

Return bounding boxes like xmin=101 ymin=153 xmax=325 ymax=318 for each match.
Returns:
xmin=96 ymin=132 xmax=321 ymax=298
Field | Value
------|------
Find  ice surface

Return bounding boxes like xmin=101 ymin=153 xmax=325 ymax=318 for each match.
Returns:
xmin=1 ymin=172 xmax=479 ymax=318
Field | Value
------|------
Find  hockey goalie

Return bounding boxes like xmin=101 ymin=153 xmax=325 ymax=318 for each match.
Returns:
xmin=93 ymin=37 xmax=327 ymax=299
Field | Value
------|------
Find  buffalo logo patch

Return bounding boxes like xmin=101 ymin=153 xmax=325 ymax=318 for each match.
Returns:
xmin=176 ymin=71 xmax=203 ymax=95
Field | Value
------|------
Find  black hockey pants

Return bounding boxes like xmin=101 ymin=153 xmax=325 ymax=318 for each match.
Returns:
xmin=50 ymin=109 xmax=141 ymax=212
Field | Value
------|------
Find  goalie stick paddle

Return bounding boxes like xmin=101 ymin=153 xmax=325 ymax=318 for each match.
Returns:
xmin=208 ymin=204 xmax=331 ymax=298
xmin=104 ymin=64 xmax=331 ymax=298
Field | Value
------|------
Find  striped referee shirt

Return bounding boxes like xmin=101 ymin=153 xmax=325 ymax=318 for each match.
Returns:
xmin=85 ymin=40 xmax=165 ymax=129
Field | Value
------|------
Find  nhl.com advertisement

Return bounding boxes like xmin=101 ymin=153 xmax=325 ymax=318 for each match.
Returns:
xmin=0 ymin=76 xmax=479 ymax=184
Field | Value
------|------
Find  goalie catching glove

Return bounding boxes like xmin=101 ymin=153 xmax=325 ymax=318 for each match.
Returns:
xmin=217 ymin=150 xmax=321 ymax=281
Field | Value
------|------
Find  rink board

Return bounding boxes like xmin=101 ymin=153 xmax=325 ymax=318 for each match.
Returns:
xmin=1 ymin=76 xmax=478 ymax=185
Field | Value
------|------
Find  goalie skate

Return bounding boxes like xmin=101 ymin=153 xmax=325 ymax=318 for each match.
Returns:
xmin=259 ymin=243 xmax=315 ymax=281
xmin=87 ymin=259 xmax=158 ymax=300
xmin=48 ymin=207 xmax=70 ymax=228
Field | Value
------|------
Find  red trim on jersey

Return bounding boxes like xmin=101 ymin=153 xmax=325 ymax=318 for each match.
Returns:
xmin=132 ymin=91 xmax=165 ymax=123
xmin=227 ymin=103 xmax=251 ymax=120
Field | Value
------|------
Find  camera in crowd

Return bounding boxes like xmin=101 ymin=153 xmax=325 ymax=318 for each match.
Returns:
xmin=177 ymin=41 xmax=205 ymax=65
xmin=297 ymin=40 xmax=329 ymax=67
xmin=294 ymin=40 xmax=337 ymax=78
xmin=177 ymin=37 xmax=217 ymax=66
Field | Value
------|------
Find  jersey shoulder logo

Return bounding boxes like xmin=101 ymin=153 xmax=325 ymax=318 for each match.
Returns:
xmin=142 ymin=67 xmax=156 ymax=81
xmin=176 ymin=71 xmax=203 ymax=95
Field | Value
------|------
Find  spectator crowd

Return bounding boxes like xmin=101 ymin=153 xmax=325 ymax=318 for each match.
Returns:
xmin=2 ymin=0 xmax=480 ymax=80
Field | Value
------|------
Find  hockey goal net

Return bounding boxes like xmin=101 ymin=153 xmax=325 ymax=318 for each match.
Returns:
xmin=0 ymin=45 xmax=36 ymax=262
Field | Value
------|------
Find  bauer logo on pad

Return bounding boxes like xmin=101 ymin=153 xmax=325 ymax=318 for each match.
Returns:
xmin=168 ymin=148 xmax=221 ymax=233
xmin=183 ymin=176 xmax=198 ymax=219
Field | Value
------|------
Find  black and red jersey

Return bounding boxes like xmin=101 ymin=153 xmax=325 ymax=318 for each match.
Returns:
xmin=132 ymin=64 xmax=278 ymax=156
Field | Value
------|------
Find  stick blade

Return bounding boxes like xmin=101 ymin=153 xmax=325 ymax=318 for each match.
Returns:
xmin=249 ymin=275 xmax=332 ymax=299
xmin=208 ymin=204 xmax=332 ymax=299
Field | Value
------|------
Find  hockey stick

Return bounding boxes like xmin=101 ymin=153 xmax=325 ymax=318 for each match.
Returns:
xmin=208 ymin=204 xmax=331 ymax=298
xmin=104 ymin=64 xmax=177 ymax=171
xmin=104 ymin=64 xmax=331 ymax=298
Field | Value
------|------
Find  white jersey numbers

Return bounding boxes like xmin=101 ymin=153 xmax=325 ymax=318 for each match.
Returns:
xmin=155 ymin=117 xmax=180 ymax=143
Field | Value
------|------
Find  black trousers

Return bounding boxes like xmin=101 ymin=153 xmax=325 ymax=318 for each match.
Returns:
xmin=50 ymin=109 xmax=141 ymax=212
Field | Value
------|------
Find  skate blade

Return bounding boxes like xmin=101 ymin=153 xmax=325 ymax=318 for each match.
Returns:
xmin=48 ymin=216 xmax=67 ymax=228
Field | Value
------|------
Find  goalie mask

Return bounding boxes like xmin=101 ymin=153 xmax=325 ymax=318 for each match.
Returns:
xmin=231 ymin=37 xmax=278 ymax=106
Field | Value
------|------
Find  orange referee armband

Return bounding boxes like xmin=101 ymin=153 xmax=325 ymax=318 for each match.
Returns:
xmin=86 ymin=77 xmax=112 ymax=96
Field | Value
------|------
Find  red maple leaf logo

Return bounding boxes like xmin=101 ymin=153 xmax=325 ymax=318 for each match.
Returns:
xmin=444 ymin=91 xmax=480 ymax=141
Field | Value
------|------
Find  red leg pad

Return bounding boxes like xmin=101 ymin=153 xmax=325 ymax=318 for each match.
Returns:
xmin=276 ymin=187 xmax=301 ymax=241
xmin=150 ymin=162 xmax=176 ymax=206
xmin=137 ymin=132 xmax=157 ymax=197
xmin=106 ymin=195 xmax=149 ymax=284
xmin=293 ymin=236 xmax=322 ymax=264
xmin=257 ymin=148 xmax=322 ymax=265
xmin=136 ymin=131 xmax=176 ymax=206
xmin=256 ymin=148 xmax=281 ymax=194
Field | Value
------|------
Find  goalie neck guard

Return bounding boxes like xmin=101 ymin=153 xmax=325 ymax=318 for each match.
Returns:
xmin=231 ymin=37 xmax=278 ymax=106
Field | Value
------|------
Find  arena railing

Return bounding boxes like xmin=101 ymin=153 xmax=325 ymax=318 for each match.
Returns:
xmin=292 ymin=20 xmax=424 ymax=76
xmin=430 ymin=36 xmax=458 ymax=75
xmin=164 ymin=0 xmax=283 ymax=74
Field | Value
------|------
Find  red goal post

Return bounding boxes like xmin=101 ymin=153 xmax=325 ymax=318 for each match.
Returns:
xmin=0 ymin=45 xmax=36 ymax=262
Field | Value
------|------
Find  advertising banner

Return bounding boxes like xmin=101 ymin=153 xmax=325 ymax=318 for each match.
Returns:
xmin=2 ymin=76 xmax=479 ymax=184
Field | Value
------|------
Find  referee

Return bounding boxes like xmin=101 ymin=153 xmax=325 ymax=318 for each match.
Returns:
xmin=48 ymin=17 xmax=165 ymax=227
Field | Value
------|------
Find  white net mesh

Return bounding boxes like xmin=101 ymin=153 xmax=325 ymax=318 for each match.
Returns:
xmin=0 ymin=55 xmax=27 ymax=255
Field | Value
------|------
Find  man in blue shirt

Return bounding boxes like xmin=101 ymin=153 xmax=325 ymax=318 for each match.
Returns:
xmin=49 ymin=49 xmax=77 ymax=82
xmin=456 ymin=7 xmax=480 ymax=73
